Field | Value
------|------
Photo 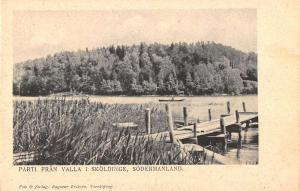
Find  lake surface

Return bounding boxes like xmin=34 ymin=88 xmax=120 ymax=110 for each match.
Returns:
xmin=14 ymin=95 xmax=258 ymax=164
xmin=225 ymin=128 xmax=258 ymax=163
xmin=14 ymin=95 xmax=257 ymax=121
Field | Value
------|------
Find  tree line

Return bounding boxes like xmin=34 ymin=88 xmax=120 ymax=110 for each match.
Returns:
xmin=13 ymin=41 xmax=257 ymax=96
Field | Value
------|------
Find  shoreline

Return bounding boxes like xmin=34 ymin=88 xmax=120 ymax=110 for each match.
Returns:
xmin=13 ymin=94 xmax=258 ymax=98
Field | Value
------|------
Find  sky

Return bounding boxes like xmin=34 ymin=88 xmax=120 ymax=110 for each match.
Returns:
xmin=13 ymin=9 xmax=256 ymax=63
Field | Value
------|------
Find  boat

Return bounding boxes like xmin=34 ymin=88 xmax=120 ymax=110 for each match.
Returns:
xmin=159 ymin=97 xmax=185 ymax=102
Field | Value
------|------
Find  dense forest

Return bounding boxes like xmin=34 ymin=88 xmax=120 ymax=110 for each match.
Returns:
xmin=13 ymin=41 xmax=257 ymax=96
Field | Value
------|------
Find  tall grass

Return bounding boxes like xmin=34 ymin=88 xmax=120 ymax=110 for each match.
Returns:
xmin=13 ymin=98 xmax=210 ymax=165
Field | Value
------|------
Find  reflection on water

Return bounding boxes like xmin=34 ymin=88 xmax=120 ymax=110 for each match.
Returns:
xmin=224 ymin=128 xmax=258 ymax=163
xmin=190 ymin=127 xmax=259 ymax=164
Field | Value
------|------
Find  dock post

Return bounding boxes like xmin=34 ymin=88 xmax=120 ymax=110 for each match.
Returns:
xmin=238 ymin=125 xmax=242 ymax=148
xmin=235 ymin=110 xmax=240 ymax=123
xmin=220 ymin=117 xmax=226 ymax=134
xmin=234 ymin=110 xmax=242 ymax=147
xmin=166 ymin=104 xmax=175 ymax=143
xmin=193 ymin=123 xmax=198 ymax=144
xmin=208 ymin=109 xmax=212 ymax=121
xmin=243 ymin=124 xmax=248 ymax=144
xmin=145 ymin=108 xmax=151 ymax=134
xmin=242 ymin=102 xmax=246 ymax=112
xmin=183 ymin=107 xmax=188 ymax=126
xmin=220 ymin=117 xmax=227 ymax=153
xmin=227 ymin=101 xmax=231 ymax=114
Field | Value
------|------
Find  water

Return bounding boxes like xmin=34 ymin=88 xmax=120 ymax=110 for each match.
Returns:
xmin=14 ymin=95 xmax=258 ymax=163
xmin=225 ymin=128 xmax=258 ymax=163
xmin=14 ymin=95 xmax=257 ymax=120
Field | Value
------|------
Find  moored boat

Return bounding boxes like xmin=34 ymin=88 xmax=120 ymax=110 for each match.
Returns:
xmin=159 ymin=97 xmax=185 ymax=102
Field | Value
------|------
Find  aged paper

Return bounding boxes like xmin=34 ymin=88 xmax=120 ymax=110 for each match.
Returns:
xmin=1 ymin=0 xmax=299 ymax=191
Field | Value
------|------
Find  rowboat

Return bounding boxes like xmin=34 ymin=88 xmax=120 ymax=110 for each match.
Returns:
xmin=159 ymin=98 xmax=185 ymax=102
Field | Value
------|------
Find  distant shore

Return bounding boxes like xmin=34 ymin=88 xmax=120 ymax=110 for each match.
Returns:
xmin=13 ymin=93 xmax=258 ymax=98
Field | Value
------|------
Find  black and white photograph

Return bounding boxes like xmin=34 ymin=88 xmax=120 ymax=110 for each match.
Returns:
xmin=12 ymin=9 xmax=258 ymax=165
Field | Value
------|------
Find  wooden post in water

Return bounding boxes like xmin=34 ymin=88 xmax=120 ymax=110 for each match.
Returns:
xmin=183 ymin=107 xmax=188 ymax=126
xmin=145 ymin=108 xmax=151 ymax=134
xmin=235 ymin=110 xmax=241 ymax=144
xmin=235 ymin=110 xmax=240 ymax=123
xmin=193 ymin=123 xmax=197 ymax=138
xmin=220 ymin=117 xmax=227 ymax=152
xmin=193 ymin=123 xmax=198 ymax=144
xmin=220 ymin=117 xmax=226 ymax=134
xmin=243 ymin=123 xmax=248 ymax=144
xmin=242 ymin=102 xmax=246 ymax=112
xmin=208 ymin=109 xmax=212 ymax=121
xmin=227 ymin=101 xmax=231 ymax=114
xmin=238 ymin=125 xmax=242 ymax=149
xmin=166 ymin=104 xmax=175 ymax=143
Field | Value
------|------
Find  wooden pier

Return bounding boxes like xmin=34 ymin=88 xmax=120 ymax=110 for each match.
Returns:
xmin=172 ymin=111 xmax=258 ymax=140
xmin=143 ymin=101 xmax=258 ymax=164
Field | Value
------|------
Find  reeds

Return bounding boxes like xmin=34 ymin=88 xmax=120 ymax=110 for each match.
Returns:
xmin=13 ymin=98 xmax=209 ymax=165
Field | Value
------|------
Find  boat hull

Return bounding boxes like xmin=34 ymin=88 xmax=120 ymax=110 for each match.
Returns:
xmin=159 ymin=99 xmax=185 ymax=102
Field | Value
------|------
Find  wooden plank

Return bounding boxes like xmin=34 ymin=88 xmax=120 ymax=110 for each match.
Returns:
xmin=206 ymin=134 xmax=226 ymax=138
xmin=112 ymin=122 xmax=138 ymax=128
xmin=174 ymin=120 xmax=196 ymax=127
xmin=239 ymin=112 xmax=258 ymax=115
xmin=221 ymin=114 xmax=230 ymax=117
xmin=175 ymin=129 xmax=221 ymax=140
